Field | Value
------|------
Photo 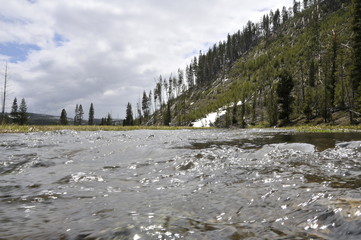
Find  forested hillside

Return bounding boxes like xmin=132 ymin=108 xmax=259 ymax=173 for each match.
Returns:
xmin=127 ymin=0 xmax=361 ymax=127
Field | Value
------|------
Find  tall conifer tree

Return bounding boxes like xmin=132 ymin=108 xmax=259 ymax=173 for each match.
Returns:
xmin=18 ymin=98 xmax=28 ymax=125
xmin=124 ymin=102 xmax=134 ymax=126
xmin=351 ymin=0 xmax=361 ymax=116
xmin=277 ymin=70 xmax=294 ymax=124
xmin=74 ymin=104 xmax=79 ymax=125
xmin=78 ymin=104 xmax=84 ymax=125
xmin=106 ymin=113 xmax=112 ymax=125
xmin=60 ymin=109 xmax=68 ymax=125
xmin=10 ymin=97 xmax=18 ymax=124
xmin=88 ymin=103 xmax=94 ymax=125
xmin=142 ymin=91 xmax=149 ymax=119
xmin=163 ymin=103 xmax=171 ymax=126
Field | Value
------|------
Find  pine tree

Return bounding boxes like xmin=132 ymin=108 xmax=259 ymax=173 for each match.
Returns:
xmin=251 ymin=92 xmax=257 ymax=125
xmin=277 ymin=70 xmax=294 ymax=124
xmin=18 ymin=98 xmax=28 ymax=125
xmin=232 ymin=101 xmax=238 ymax=126
xmin=73 ymin=104 xmax=84 ymax=125
xmin=163 ymin=103 xmax=171 ymax=126
xmin=74 ymin=104 xmax=79 ymax=125
xmin=148 ymin=90 xmax=153 ymax=114
xmin=137 ymin=101 xmax=142 ymax=125
xmin=106 ymin=113 xmax=112 ymax=125
xmin=60 ymin=109 xmax=68 ymax=125
xmin=329 ymin=30 xmax=338 ymax=107
xmin=142 ymin=91 xmax=149 ymax=120
xmin=351 ymin=0 xmax=361 ymax=120
xmin=335 ymin=46 xmax=346 ymax=109
xmin=192 ymin=56 xmax=198 ymax=84
xmin=273 ymin=9 xmax=281 ymax=32
xmin=10 ymin=97 xmax=18 ymax=124
xmin=282 ymin=6 xmax=289 ymax=23
xmin=177 ymin=68 xmax=184 ymax=96
xmin=163 ymin=77 xmax=168 ymax=102
xmin=262 ymin=14 xmax=271 ymax=40
xmin=124 ymin=102 xmax=134 ymax=126
xmin=88 ymin=103 xmax=94 ymax=125
xmin=308 ymin=59 xmax=316 ymax=87
xmin=321 ymin=55 xmax=332 ymax=122
xmin=303 ymin=86 xmax=315 ymax=121
xmin=156 ymin=76 xmax=163 ymax=111
xmin=186 ymin=64 xmax=195 ymax=89
xmin=303 ymin=0 xmax=309 ymax=9
xmin=293 ymin=0 xmax=300 ymax=15
xmin=224 ymin=108 xmax=231 ymax=128
xmin=78 ymin=104 xmax=84 ymax=125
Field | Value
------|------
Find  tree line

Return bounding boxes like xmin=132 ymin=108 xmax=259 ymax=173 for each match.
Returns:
xmin=60 ymin=103 xmax=121 ymax=126
xmin=0 ymin=97 xmax=28 ymax=125
xmin=4 ymin=97 xmax=29 ymax=125
xmin=59 ymin=103 xmax=105 ymax=125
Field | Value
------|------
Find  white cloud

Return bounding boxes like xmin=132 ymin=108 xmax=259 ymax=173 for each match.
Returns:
xmin=0 ymin=0 xmax=294 ymax=119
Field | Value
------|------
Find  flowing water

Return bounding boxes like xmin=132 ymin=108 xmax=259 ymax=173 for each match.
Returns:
xmin=1 ymin=129 xmax=361 ymax=240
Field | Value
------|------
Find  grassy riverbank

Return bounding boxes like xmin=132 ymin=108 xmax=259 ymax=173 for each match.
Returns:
xmin=285 ymin=125 xmax=361 ymax=133
xmin=0 ymin=125 xmax=205 ymax=133
xmin=1 ymin=124 xmax=360 ymax=133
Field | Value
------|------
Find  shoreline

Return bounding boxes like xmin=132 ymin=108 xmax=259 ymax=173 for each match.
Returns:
xmin=1 ymin=124 xmax=360 ymax=134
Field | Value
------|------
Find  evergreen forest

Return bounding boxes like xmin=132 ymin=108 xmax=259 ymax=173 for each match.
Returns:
xmin=127 ymin=0 xmax=361 ymax=127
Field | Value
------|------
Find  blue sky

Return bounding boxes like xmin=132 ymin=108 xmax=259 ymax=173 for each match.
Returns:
xmin=0 ymin=32 xmax=67 ymax=62
xmin=0 ymin=42 xmax=40 ymax=63
xmin=0 ymin=0 xmax=294 ymax=118
xmin=53 ymin=33 xmax=68 ymax=47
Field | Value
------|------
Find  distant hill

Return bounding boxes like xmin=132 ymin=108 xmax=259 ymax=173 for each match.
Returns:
xmin=27 ymin=113 xmax=61 ymax=125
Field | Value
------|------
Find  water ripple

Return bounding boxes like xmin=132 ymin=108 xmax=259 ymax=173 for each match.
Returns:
xmin=1 ymin=130 xmax=361 ymax=239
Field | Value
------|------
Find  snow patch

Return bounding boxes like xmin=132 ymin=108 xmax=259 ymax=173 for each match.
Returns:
xmin=192 ymin=109 xmax=226 ymax=127
xmin=192 ymin=101 xmax=243 ymax=127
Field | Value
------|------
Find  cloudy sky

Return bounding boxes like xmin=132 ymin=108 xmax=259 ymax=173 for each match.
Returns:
xmin=0 ymin=0 xmax=294 ymax=119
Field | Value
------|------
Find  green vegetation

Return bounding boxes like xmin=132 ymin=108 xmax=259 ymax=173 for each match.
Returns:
xmin=285 ymin=125 xmax=361 ymax=133
xmin=124 ymin=102 xmax=134 ymax=126
xmin=129 ymin=0 xmax=360 ymax=128
xmin=351 ymin=0 xmax=361 ymax=121
xmin=0 ymin=125 xmax=207 ymax=133
xmin=277 ymin=70 xmax=294 ymax=125
xmin=60 ymin=109 xmax=68 ymax=125
xmin=8 ymin=97 xmax=28 ymax=125
xmin=1 ymin=123 xmax=358 ymax=134
xmin=88 ymin=103 xmax=94 ymax=125
xmin=73 ymin=104 xmax=84 ymax=125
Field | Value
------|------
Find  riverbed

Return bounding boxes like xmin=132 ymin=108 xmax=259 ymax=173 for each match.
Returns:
xmin=1 ymin=129 xmax=361 ymax=239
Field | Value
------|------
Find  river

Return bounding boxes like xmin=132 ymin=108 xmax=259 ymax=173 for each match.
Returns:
xmin=1 ymin=129 xmax=361 ymax=239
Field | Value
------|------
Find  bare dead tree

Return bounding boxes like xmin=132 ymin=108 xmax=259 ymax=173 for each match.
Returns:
xmin=1 ymin=63 xmax=8 ymax=124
